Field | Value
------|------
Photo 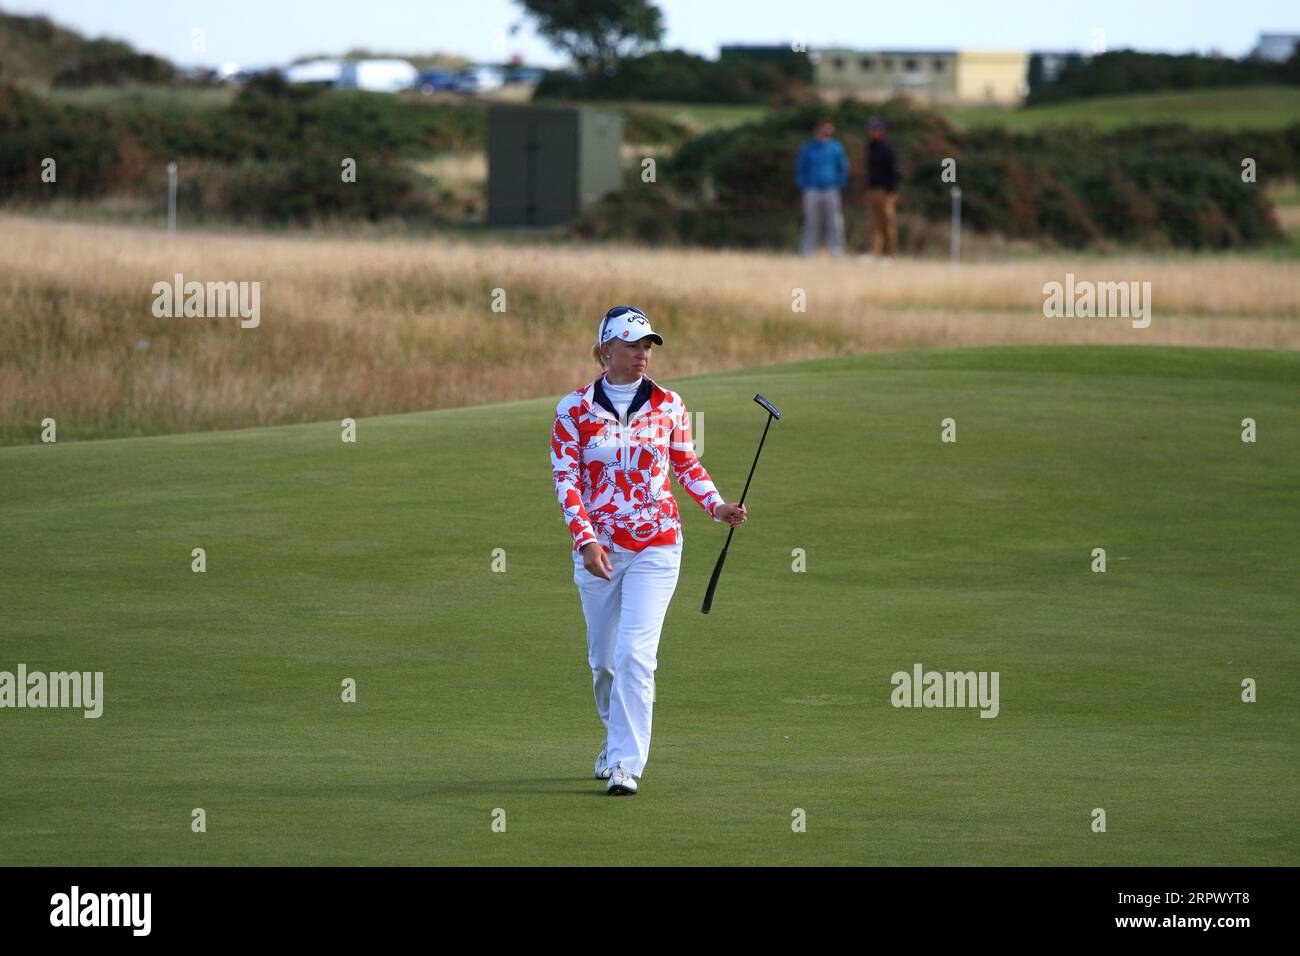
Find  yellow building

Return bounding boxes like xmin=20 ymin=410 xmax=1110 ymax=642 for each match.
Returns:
xmin=954 ymin=52 xmax=1029 ymax=103
xmin=812 ymin=48 xmax=1028 ymax=104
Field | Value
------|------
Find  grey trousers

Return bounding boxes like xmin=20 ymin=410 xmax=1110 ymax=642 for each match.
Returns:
xmin=800 ymin=187 xmax=844 ymax=256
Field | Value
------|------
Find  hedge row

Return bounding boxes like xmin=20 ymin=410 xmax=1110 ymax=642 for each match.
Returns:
xmin=576 ymin=99 xmax=1293 ymax=251
xmin=0 ymin=74 xmax=477 ymax=223
xmin=1028 ymin=50 xmax=1300 ymax=105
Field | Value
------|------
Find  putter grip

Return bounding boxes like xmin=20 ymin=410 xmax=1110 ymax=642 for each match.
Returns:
xmin=701 ymin=547 xmax=728 ymax=614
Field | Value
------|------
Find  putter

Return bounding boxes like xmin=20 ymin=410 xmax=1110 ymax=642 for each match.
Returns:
xmin=701 ymin=394 xmax=782 ymax=614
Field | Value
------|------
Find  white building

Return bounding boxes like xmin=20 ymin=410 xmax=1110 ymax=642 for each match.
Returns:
xmin=1250 ymin=33 xmax=1300 ymax=62
xmin=812 ymin=48 xmax=1029 ymax=104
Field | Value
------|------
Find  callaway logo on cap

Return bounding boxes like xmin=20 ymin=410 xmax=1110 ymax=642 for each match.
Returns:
xmin=599 ymin=306 xmax=664 ymax=346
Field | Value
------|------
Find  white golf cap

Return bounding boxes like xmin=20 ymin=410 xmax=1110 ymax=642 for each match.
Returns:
xmin=598 ymin=306 xmax=663 ymax=346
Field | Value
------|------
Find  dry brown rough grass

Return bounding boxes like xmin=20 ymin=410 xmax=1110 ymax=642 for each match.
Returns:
xmin=1 ymin=213 xmax=1297 ymax=442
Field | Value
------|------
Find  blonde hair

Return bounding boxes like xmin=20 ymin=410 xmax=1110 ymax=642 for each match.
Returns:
xmin=592 ymin=340 xmax=608 ymax=368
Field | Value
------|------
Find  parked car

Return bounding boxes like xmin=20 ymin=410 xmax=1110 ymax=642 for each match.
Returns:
xmin=460 ymin=65 xmax=506 ymax=94
xmin=505 ymin=66 xmax=544 ymax=85
xmin=337 ymin=59 xmax=418 ymax=93
xmin=418 ymin=69 xmax=468 ymax=93
xmin=284 ymin=58 xmax=344 ymax=87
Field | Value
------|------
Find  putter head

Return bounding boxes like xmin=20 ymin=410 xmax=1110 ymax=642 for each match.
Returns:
xmin=754 ymin=394 xmax=782 ymax=420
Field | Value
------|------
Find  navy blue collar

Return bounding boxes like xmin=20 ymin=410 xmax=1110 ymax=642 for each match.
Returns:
xmin=593 ymin=373 xmax=654 ymax=422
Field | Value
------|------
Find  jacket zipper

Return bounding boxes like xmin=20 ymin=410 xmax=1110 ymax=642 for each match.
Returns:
xmin=621 ymin=399 xmax=646 ymax=473
xmin=620 ymin=405 xmax=629 ymax=473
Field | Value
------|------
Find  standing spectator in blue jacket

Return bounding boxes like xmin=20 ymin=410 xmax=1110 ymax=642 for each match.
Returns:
xmin=795 ymin=119 xmax=849 ymax=257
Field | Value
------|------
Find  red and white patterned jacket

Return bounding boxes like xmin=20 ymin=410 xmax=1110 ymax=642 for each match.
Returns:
xmin=551 ymin=373 xmax=724 ymax=553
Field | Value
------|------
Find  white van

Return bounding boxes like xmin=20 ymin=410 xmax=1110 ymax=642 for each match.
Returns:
xmin=339 ymin=59 xmax=419 ymax=93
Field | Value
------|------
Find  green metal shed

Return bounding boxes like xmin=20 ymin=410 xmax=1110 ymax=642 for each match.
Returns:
xmin=487 ymin=105 xmax=625 ymax=227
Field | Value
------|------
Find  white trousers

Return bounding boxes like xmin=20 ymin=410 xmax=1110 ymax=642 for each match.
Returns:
xmin=572 ymin=541 xmax=683 ymax=778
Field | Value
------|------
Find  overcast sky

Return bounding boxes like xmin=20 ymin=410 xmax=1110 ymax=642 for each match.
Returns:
xmin=8 ymin=0 xmax=1296 ymax=68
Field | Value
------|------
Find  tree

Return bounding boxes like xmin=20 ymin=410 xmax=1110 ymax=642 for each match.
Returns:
xmin=515 ymin=0 xmax=664 ymax=76
xmin=1026 ymin=54 xmax=1045 ymax=97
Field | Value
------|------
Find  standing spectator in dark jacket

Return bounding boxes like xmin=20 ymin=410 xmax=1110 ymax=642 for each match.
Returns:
xmin=795 ymin=119 xmax=849 ymax=257
xmin=863 ymin=117 xmax=900 ymax=260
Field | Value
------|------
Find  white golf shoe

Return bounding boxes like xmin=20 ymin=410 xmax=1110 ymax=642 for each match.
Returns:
xmin=606 ymin=763 xmax=638 ymax=796
xmin=595 ymin=745 xmax=612 ymax=780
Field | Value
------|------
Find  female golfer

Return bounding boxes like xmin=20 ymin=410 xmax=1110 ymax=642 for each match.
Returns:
xmin=550 ymin=306 xmax=748 ymax=796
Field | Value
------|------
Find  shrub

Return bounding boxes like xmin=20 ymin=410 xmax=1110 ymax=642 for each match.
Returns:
xmin=574 ymin=100 xmax=1293 ymax=251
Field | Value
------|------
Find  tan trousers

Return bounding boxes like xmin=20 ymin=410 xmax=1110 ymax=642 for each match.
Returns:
xmin=867 ymin=188 xmax=898 ymax=257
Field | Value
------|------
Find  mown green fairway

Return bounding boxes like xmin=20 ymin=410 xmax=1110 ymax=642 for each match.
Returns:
xmin=2 ymin=346 xmax=1297 ymax=865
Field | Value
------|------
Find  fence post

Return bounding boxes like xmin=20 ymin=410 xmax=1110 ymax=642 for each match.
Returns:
xmin=950 ymin=186 xmax=961 ymax=262
xmin=166 ymin=161 xmax=178 ymax=234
